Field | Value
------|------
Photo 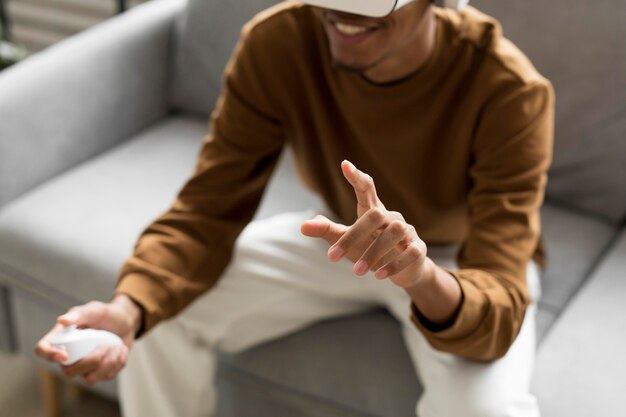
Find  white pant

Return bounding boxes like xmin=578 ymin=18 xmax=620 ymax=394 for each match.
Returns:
xmin=119 ymin=210 xmax=541 ymax=417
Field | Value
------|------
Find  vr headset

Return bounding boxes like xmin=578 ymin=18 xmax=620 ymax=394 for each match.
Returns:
xmin=302 ymin=0 xmax=470 ymax=17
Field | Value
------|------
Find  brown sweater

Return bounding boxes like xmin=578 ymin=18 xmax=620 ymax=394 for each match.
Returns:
xmin=115 ymin=3 xmax=554 ymax=361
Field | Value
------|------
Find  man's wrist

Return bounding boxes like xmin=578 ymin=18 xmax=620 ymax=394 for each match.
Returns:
xmin=405 ymin=258 xmax=463 ymax=326
xmin=407 ymin=257 xmax=438 ymax=293
xmin=112 ymin=293 xmax=144 ymax=336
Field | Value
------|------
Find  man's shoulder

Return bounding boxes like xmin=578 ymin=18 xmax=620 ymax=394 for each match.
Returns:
xmin=437 ymin=5 xmax=549 ymax=88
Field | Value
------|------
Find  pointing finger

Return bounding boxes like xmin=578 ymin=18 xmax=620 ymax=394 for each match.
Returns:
xmin=341 ymin=161 xmax=384 ymax=214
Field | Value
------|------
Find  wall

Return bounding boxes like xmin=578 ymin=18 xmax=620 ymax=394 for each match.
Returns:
xmin=6 ymin=0 xmax=144 ymax=53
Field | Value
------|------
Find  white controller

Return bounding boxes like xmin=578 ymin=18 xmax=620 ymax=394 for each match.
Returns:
xmin=50 ymin=325 xmax=123 ymax=365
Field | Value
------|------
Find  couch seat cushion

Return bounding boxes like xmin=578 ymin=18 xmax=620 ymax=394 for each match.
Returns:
xmin=532 ymin=230 xmax=626 ymax=416
xmin=0 ymin=116 xmax=206 ymax=304
xmin=218 ymin=310 xmax=421 ymax=417
xmin=536 ymin=203 xmax=616 ymax=342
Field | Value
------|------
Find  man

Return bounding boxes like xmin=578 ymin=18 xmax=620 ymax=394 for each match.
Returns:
xmin=36 ymin=0 xmax=553 ymax=416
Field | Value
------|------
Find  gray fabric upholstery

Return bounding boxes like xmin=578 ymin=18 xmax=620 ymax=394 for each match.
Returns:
xmin=531 ymin=230 xmax=626 ymax=417
xmin=534 ymin=308 xmax=557 ymax=350
xmin=170 ymin=0 xmax=278 ymax=116
xmin=537 ymin=202 xmax=616 ymax=342
xmin=0 ymin=0 xmax=183 ymax=209
xmin=218 ymin=310 xmax=421 ymax=417
xmin=472 ymin=0 xmax=626 ymax=223
xmin=0 ymin=116 xmax=206 ymax=303
xmin=216 ymin=363 xmax=375 ymax=417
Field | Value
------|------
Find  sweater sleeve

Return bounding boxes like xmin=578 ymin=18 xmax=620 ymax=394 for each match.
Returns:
xmin=411 ymin=80 xmax=554 ymax=361
xmin=114 ymin=26 xmax=285 ymax=336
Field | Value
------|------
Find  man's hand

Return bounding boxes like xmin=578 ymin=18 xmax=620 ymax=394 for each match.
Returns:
xmin=35 ymin=294 xmax=142 ymax=384
xmin=301 ymin=160 xmax=430 ymax=288
xmin=301 ymin=160 xmax=462 ymax=325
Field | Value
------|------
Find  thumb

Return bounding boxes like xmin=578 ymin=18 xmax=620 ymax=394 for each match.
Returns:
xmin=58 ymin=302 xmax=106 ymax=328
xmin=301 ymin=215 xmax=346 ymax=246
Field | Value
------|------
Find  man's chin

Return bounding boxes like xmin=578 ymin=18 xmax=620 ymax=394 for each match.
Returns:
xmin=333 ymin=62 xmax=365 ymax=74
xmin=331 ymin=58 xmax=375 ymax=74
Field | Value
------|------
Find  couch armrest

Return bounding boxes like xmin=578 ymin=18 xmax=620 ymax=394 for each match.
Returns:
xmin=531 ymin=228 xmax=626 ymax=416
xmin=0 ymin=0 xmax=185 ymax=208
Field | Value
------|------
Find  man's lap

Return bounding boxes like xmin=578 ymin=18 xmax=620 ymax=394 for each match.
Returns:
xmin=133 ymin=210 xmax=541 ymax=416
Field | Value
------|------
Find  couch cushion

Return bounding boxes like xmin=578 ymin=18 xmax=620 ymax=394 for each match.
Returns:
xmin=217 ymin=362 xmax=376 ymax=417
xmin=536 ymin=202 xmax=616 ymax=342
xmin=531 ymin=229 xmax=626 ymax=417
xmin=0 ymin=114 xmax=321 ymax=305
xmin=0 ymin=116 xmax=206 ymax=303
xmin=218 ymin=310 xmax=421 ymax=417
xmin=170 ymin=0 xmax=279 ymax=116
xmin=472 ymin=0 xmax=626 ymax=223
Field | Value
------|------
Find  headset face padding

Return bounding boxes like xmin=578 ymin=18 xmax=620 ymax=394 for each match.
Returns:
xmin=301 ymin=0 xmax=470 ymax=17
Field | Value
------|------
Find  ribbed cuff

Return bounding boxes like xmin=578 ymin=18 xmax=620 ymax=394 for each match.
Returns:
xmin=114 ymin=272 xmax=172 ymax=337
xmin=411 ymin=270 xmax=487 ymax=345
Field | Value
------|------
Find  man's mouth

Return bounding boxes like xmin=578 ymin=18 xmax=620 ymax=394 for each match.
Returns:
xmin=323 ymin=10 xmax=382 ymax=39
xmin=333 ymin=22 xmax=378 ymax=36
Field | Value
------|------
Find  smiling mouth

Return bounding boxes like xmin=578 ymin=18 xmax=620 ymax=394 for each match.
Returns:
xmin=333 ymin=21 xmax=378 ymax=35
xmin=323 ymin=10 xmax=382 ymax=37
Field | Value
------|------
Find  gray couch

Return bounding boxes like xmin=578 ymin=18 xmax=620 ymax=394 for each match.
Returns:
xmin=0 ymin=0 xmax=624 ymax=416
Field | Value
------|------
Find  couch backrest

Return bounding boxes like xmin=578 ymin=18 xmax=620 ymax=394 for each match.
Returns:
xmin=170 ymin=0 xmax=626 ymax=224
xmin=170 ymin=0 xmax=278 ymax=117
xmin=461 ymin=0 xmax=626 ymax=224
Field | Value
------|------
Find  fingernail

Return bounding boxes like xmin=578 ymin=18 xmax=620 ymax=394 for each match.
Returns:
xmin=355 ymin=260 xmax=368 ymax=275
xmin=328 ymin=246 xmax=344 ymax=260
xmin=375 ymin=269 xmax=388 ymax=279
